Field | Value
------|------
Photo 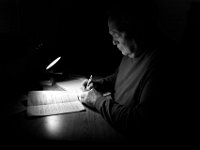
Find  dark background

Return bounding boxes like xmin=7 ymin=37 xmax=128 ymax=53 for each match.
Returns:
xmin=0 ymin=0 xmax=122 ymax=92
xmin=0 ymin=0 xmax=200 ymax=105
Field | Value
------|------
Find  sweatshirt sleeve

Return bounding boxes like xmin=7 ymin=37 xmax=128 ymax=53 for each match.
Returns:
xmin=94 ymin=70 xmax=165 ymax=136
xmin=93 ymin=70 xmax=118 ymax=93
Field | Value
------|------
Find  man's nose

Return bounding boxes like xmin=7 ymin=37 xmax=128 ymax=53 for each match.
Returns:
xmin=113 ymin=39 xmax=119 ymax=45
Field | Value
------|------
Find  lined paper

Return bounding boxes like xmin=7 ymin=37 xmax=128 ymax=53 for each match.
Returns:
xmin=27 ymin=91 xmax=85 ymax=116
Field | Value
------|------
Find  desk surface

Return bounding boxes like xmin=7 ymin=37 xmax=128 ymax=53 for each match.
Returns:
xmin=2 ymin=80 xmax=126 ymax=143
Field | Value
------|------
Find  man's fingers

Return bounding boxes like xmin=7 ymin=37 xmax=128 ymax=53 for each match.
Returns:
xmin=81 ymin=79 xmax=88 ymax=87
xmin=80 ymin=79 xmax=89 ymax=91
xmin=86 ymin=83 xmax=93 ymax=90
xmin=78 ymin=92 xmax=88 ymax=103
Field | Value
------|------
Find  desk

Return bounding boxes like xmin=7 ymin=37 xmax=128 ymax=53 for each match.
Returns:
xmin=2 ymin=80 xmax=126 ymax=143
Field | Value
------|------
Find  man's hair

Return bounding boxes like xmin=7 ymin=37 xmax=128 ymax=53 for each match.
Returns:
xmin=107 ymin=0 xmax=160 ymax=47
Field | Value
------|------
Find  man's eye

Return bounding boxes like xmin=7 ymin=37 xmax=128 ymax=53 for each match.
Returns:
xmin=113 ymin=40 xmax=119 ymax=45
xmin=113 ymin=33 xmax=119 ymax=38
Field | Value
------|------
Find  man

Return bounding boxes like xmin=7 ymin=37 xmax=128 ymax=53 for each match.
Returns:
xmin=79 ymin=1 xmax=178 ymax=141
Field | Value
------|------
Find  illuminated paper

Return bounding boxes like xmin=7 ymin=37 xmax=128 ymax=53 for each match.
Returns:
xmin=27 ymin=91 xmax=85 ymax=116
xmin=56 ymin=78 xmax=86 ymax=95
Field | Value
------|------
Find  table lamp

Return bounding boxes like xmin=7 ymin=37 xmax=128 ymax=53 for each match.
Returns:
xmin=41 ymin=56 xmax=63 ymax=86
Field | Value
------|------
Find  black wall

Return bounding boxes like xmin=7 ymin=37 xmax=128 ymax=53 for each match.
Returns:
xmin=1 ymin=0 xmax=199 ymax=94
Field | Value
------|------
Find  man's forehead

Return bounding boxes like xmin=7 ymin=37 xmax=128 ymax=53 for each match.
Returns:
xmin=108 ymin=22 xmax=119 ymax=34
xmin=108 ymin=21 xmax=116 ymax=29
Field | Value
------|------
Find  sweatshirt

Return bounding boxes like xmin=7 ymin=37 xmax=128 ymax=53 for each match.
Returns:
xmin=94 ymin=48 xmax=172 ymax=138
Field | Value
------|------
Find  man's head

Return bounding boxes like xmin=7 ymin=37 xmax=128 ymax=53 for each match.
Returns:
xmin=107 ymin=0 xmax=159 ymax=58
xmin=108 ymin=21 xmax=137 ymax=58
xmin=108 ymin=17 xmax=144 ymax=58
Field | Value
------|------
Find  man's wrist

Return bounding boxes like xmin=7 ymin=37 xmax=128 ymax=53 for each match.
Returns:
xmin=94 ymin=96 xmax=108 ymax=112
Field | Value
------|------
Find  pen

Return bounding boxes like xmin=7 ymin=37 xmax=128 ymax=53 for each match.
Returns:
xmin=86 ymin=75 xmax=93 ymax=88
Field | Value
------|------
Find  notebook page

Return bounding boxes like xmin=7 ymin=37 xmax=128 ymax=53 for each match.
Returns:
xmin=27 ymin=101 xmax=85 ymax=116
xmin=28 ymin=91 xmax=79 ymax=106
xmin=27 ymin=91 xmax=85 ymax=116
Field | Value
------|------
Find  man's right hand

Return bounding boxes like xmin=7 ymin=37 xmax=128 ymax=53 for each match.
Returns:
xmin=81 ymin=79 xmax=94 ymax=91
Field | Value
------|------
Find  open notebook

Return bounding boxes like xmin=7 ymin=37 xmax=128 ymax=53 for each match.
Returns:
xmin=27 ymin=78 xmax=86 ymax=116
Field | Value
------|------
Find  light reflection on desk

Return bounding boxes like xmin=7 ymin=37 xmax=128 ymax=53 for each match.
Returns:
xmin=41 ymin=112 xmax=89 ymax=141
xmin=44 ymin=115 xmax=65 ymax=139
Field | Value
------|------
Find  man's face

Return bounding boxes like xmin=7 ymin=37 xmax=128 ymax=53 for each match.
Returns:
xmin=108 ymin=21 xmax=136 ymax=58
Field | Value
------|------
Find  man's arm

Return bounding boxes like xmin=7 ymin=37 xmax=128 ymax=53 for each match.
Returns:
xmin=93 ymin=70 xmax=118 ymax=93
xmin=94 ymin=71 xmax=165 ymax=136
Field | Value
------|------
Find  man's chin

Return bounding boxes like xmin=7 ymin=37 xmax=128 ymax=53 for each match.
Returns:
xmin=121 ymin=51 xmax=135 ymax=58
xmin=128 ymin=53 xmax=135 ymax=58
